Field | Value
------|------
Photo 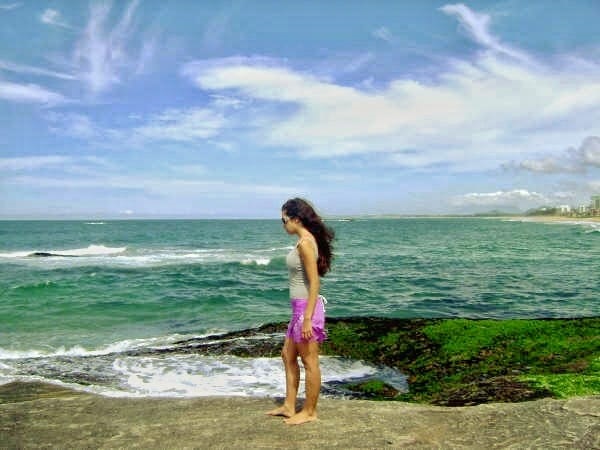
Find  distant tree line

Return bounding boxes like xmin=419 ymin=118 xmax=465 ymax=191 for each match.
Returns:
xmin=525 ymin=207 xmax=558 ymax=216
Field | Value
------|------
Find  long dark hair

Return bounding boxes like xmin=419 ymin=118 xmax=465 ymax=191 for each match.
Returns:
xmin=282 ymin=198 xmax=335 ymax=276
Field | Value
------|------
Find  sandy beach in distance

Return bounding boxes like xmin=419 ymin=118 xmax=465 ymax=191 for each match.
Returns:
xmin=1 ymin=382 xmax=599 ymax=449
xmin=499 ymin=215 xmax=600 ymax=224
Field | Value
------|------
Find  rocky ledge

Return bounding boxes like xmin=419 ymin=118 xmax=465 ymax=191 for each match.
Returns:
xmin=164 ymin=316 xmax=599 ymax=405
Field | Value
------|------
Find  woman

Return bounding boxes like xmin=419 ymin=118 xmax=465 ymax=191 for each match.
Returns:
xmin=267 ymin=198 xmax=335 ymax=425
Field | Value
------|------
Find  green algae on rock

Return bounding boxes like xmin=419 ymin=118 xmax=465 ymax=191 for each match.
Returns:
xmin=320 ymin=317 xmax=600 ymax=405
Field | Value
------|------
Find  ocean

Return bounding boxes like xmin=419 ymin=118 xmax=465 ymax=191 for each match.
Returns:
xmin=1 ymin=218 xmax=598 ymax=398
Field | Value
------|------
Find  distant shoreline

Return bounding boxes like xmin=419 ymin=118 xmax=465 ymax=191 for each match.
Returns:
xmin=335 ymin=215 xmax=600 ymax=224
xmin=1 ymin=214 xmax=599 ymax=222
xmin=502 ymin=215 xmax=600 ymax=224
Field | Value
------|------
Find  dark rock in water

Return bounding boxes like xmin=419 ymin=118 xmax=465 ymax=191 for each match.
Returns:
xmin=177 ymin=333 xmax=284 ymax=358
xmin=29 ymin=252 xmax=77 ymax=257
xmin=12 ymin=355 xmax=117 ymax=388
xmin=142 ymin=323 xmax=289 ymax=358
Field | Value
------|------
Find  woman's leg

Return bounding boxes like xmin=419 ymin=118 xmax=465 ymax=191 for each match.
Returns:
xmin=266 ymin=338 xmax=299 ymax=417
xmin=284 ymin=340 xmax=320 ymax=425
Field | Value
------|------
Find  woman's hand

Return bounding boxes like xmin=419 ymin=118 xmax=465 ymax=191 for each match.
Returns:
xmin=302 ymin=317 xmax=313 ymax=340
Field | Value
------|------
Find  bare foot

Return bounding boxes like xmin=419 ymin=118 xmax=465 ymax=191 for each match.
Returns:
xmin=284 ymin=410 xmax=317 ymax=425
xmin=266 ymin=405 xmax=294 ymax=418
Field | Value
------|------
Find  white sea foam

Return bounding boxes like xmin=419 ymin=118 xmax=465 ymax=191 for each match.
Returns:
xmin=241 ymin=257 xmax=271 ymax=266
xmin=0 ymin=251 xmax=31 ymax=258
xmin=59 ymin=245 xmax=126 ymax=256
xmin=109 ymin=354 xmax=394 ymax=398
xmin=552 ymin=220 xmax=600 ymax=234
xmin=0 ymin=334 xmax=202 ymax=360
xmin=259 ymin=246 xmax=293 ymax=252
xmin=0 ymin=244 xmax=281 ymax=268
xmin=109 ymin=251 xmax=252 ymax=267
xmin=0 ymin=349 xmax=407 ymax=398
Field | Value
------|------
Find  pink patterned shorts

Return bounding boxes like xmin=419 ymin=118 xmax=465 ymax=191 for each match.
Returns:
xmin=285 ymin=296 xmax=327 ymax=344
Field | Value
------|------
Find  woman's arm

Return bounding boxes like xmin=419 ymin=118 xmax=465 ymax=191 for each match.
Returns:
xmin=297 ymin=238 xmax=320 ymax=340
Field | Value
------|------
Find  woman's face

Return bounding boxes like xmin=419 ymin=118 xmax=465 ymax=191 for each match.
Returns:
xmin=281 ymin=210 xmax=296 ymax=234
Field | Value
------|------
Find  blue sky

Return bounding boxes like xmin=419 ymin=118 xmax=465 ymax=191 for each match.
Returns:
xmin=1 ymin=0 xmax=599 ymax=218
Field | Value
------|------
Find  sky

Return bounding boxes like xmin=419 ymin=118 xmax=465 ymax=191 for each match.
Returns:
xmin=1 ymin=0 xmax=600 ymax=219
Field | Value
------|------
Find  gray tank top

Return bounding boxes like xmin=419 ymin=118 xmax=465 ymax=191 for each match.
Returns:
xmin=286 ymin=238 xmax=318 ymax=299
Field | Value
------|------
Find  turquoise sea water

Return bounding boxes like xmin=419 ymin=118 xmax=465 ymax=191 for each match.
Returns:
xmin=1 ymin=218 xmax=598 ymax=397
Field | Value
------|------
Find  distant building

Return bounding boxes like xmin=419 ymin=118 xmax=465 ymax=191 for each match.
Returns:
xmin=578 ymin=204 xmax=590 ymax=215
xmin=555 ymin=195 xmax=600 ymax=216
xmin=592 ymin=195 xmax=600 ymax=216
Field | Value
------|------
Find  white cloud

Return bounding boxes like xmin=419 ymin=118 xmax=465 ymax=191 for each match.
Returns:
xmin=518 ymin=158 xmax=573 ymax=174
xmin=506 ymin=136 xmax=600 ymax=173
xmin=72 ymin=0 xmax=151 ymax=95
xmin=0 ymin=155 xmax=71 ymax=171
xmin=209 ymin=140 xmax=237 ymax=152
xmin=503 ymin=157 xmax=580 ymax=174
xmin=169 ymin=164 xmax=207 ymax=176
xmin=342 ymin=52 xmax=375 ymax=73
xmin=43 ymin=106 xmax=228 ymax=146
xmin=34 ymin=2 xmax=156 ymax=96
xmin=439 ymin=3 xmax=530 ymax=62
xmin=209 ymin=94 xmax=248 ymax=110
xmin=182 ymin=57 xmax=328 ymax=103
xmin=45 ymin=112 xmax=98 ymax=138
xmin=587 ymin=180 xmax=600 ymax=192
xmin=0 ymin=59 xmax=76 ymax=80
xmin=372 ymin=27 xmax=394 ymax=43
xmin=178 ymin=4 xmax=600 ymax=172
xmin=183 ymin=59 xmax=422 ymax=156
xmin=181 ymin=48 xmax=600 ymax=169
xmin=40 ymin=9 xmax=72 ymax=29
xmin=0 ymin=80 xmax=66 ymax=104
xmin=0 ymin=156 xmax=117 ymax=187
xmin=0 ymin=2 xmax=21 ymax=11
xmin=182 ymin=4 xmax=600 ymax=171
xmin=131 ymin=108 xmax=225 ymax=142
xmin=452 ymin=189 xmax=549 ymax=209
xmin=6 ymin=174 xmax=295 ymax=199
xmin=577 ymin=136 xmax=600 ymax=166
xmin=552 ymin=191 xmax=576 ymax=201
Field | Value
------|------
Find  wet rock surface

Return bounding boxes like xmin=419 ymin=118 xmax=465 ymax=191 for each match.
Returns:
xmin=8 ymin=317 xmax=596 ymax=405
xmin=438 ymin=376 xmax=554 ymax=406
xmin=132 ymin=316 xmax=599 ymax=405
xmin=1 ymin=382 xmax=598 ymax=449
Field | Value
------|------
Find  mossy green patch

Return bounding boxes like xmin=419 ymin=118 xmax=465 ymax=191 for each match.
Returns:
xmin=519 ymin=373 xmax=600 ymax=398
xmin=344 ymin=380 xmax=399 ymax=399
xmin=321 ymin=317 xmax=600 ymax=405
xmin=421 ymin=319 xmax=598 ymax=363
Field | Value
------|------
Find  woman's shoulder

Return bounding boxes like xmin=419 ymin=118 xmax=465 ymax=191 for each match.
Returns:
xmin=296 ymin=233 xmax=316 ymax=245
xmin=296 ymin=235 xmax=318 ymax=253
